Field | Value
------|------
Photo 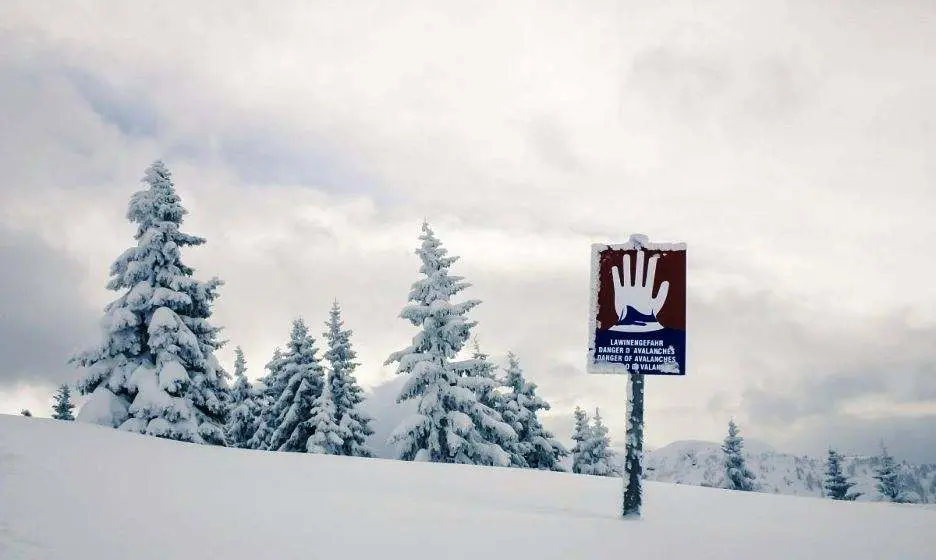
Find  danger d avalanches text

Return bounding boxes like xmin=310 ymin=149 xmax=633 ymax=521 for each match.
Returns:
xmin=595 ymin=338 xmax=677 ymax=370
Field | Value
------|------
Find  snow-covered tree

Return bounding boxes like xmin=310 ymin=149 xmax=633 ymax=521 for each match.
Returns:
xmin=570 ymin=406 xmax=590 ymax=474
xmin=459 ymin=340 xmax=523 ymax=466
xmin=51 ymin=384 xmax=76 ymax=421
xmin=384 ymin=222 xmax=516 ymax=466
xmin=305 ymin=385 xmax=351 ymax=455
xmin=499 ymin=352 xmax=567 ymax=471
xmin=245 ymin=347 xmax=287 ymax=450
xmin=20 ymin=409 xmax=31 ymax=417
xmin=323 ymin=301 xmax=373 ymax=457
xmin=225 ymin=346 xmax=259 ymax=448
xmin=266 ymin=319 xmax=326 ymax=452
xmin=874 ymin=443 xmax=903 ymax=502
xmin=70 ymin=161 xmax=229 ymax=445
xmin=722 ymin=419 xmax=756 ymax=491
xmin=578 ymin=408 xmax=620 ymax=476
xmin=824 ymin=448 xmax=860 ymax=501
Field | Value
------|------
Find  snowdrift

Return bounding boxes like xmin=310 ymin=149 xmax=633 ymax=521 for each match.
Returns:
xmin=1 ymin=414 xmax=934 ymax=559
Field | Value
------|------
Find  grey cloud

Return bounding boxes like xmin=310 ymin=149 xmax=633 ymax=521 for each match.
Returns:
xmin=0 ymin=227 xmax=98 ymax=389
xmin=65 ymin=64 xmax=388 ymax=198
xmin=625 ymin=47 xmax=732 ymax=117
xmin=64 ymin=66 xmax=160 ymax=139
xmin=0 ymin=47 xmax=160 ymax=194
xmin=743 ymin=387 xmax=809 ymax=426
xmin=744 ymin=372 xmax=890 ymax=426
xmin=523 ymin=117 xmax=583 ymax=174
xmin=166 ymin=125 xmax=384 ymax=198
xmin=729 ymin=304 xmax=936 ymax=462
xmin=792 ymin=414 xmax=936 ymax=466
xmin=741 ymin=55 xmax=815 ymax=121
xmin=2 ymin=38 xmax=385 ymax=202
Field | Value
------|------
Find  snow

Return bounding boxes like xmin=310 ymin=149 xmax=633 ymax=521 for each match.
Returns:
xmin=74 ymin=386 xmax=129 ymax=428
xmin=158 ymin=360 xmax=189 ymax=392
xmin=127 ymin=364 xmax=172 ymax=416
xmin=2 ymin=414 xmax=934 ymax=559
xmin=100 ymin=307 xmax=139 ymax=333
xmin=148 ymin=306 xmax=178 ymax=331
xmin=151 ymin=287 xmax=191 ymax=308
xmin=447 ymin=411 xmax=474 ymax=434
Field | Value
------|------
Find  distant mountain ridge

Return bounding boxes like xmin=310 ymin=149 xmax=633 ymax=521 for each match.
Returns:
xmin=639 ymin=440 xmax=936 ymax=503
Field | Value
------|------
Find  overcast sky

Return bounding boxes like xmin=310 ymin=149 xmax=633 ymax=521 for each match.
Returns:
xmin=2 ymin=0 xmax=935 ymax=462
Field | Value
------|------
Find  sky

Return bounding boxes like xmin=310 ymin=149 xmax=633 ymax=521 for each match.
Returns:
xmin=1 ymin=0 xmax=935 ymax=462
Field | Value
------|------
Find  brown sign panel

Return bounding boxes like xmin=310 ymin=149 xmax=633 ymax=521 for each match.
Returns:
xmin=587 ymin=235 xmax=686 ymax=375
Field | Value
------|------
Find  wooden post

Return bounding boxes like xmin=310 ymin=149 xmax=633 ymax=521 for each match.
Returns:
xmin=622 ymin=371 xmax=645 ymax=519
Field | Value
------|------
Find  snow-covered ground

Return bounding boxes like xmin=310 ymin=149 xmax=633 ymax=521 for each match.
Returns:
xmin=1 ymin=415 xmax=934 ymax=560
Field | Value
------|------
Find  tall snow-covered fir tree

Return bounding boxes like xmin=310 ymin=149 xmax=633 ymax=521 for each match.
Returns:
xmin=578 ymin=408 xmax=620 ymax=476
xmin=824 ymin=448 xmax=860 ymax=501
xmin=570 ymin=406 xmax=590 ymax=474
xmin=384 ymin=222 xmax=516 ymax=466
xmin=225 ymin=346 xmax=259 ymax=449
xmin=873 ymin=443 xmax=903 ymax=502
xmin=245 ymin=347 xmax=287 ymax=450
xmin=499 ymin=352 xmax=567 ymax=471
xmin=51 ymin=384 xmax=76 ymax=421
xmin=266 ymin=319 xmax=326 ymax=452
xmin=722 ymin=419 xmax=756 ymax=491
xmin=71 ymin=161 xmax=229 ymax=445
xmin=323 ymin=301 xmax=373 ymax=457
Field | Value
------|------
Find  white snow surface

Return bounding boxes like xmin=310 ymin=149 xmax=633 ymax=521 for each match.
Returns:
xmin=1 ymin=414 xmax=934 ymax=560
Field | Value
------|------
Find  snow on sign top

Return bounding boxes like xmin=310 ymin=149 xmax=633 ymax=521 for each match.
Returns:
xmin=587 ymin=234 xmax=686 ymax=375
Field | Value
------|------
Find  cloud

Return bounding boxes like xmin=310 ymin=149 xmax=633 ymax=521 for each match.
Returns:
xmin=63 ymin=66 xmax=161 ymax=139
xmin=0 ymin=226 xmax=98 ymax=391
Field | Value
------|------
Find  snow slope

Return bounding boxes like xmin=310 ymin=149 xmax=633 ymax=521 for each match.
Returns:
xmin=645 ymin=440 xmax=936 ymax=503
xmin=1 ymin=415 xmax=934 ymax=560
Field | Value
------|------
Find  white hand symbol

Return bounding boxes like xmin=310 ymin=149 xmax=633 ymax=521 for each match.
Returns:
xmin=609 ymin=251 xmax=669 ymax=332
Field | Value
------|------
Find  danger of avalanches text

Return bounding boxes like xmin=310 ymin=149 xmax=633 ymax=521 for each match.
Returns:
xmin=595 ymin=338 xmax=677 ymax=371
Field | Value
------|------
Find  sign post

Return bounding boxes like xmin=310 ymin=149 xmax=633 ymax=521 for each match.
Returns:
xmin=586 ymin=234 xmax=687 ymax=519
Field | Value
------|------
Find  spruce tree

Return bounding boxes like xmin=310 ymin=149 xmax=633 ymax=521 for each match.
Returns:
xmin=570 ymin=406 xmax=590 ymax=474
xmin=323 ymin=301 xmax=373 ymax=457
xmin=499 ymin=352 xmax=567 ymax=471
xmin=70 ymin=161 xmax=229 ymax=444
xmin=873 ymin=443 xmax=902 ymax=502
xmin=722 ymin=419 xmax=756 ymax=491
xmin=305 ymin=385 xmax=351 ymax=455
xmin=578 ymin=408 xmax=620 ymax=476
xmin=51 ymin=384 xmax=76 ymax=421
xmin=20 ymin=409 xmax=32 ymax=417
xmin=225 ymin=346 xmax=259 ymax=448
xmin=384 ymin=222 xmax=516 ymax=466
xmin=266 ymin=319 xmax=326 ymax=452
xmin=463 ymin=340 xmax=523 ymax=467
xmin=245 ymin=347 xmax=287 ymax=450
xmin=824 ymin=448 xmax=861 ymax=501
